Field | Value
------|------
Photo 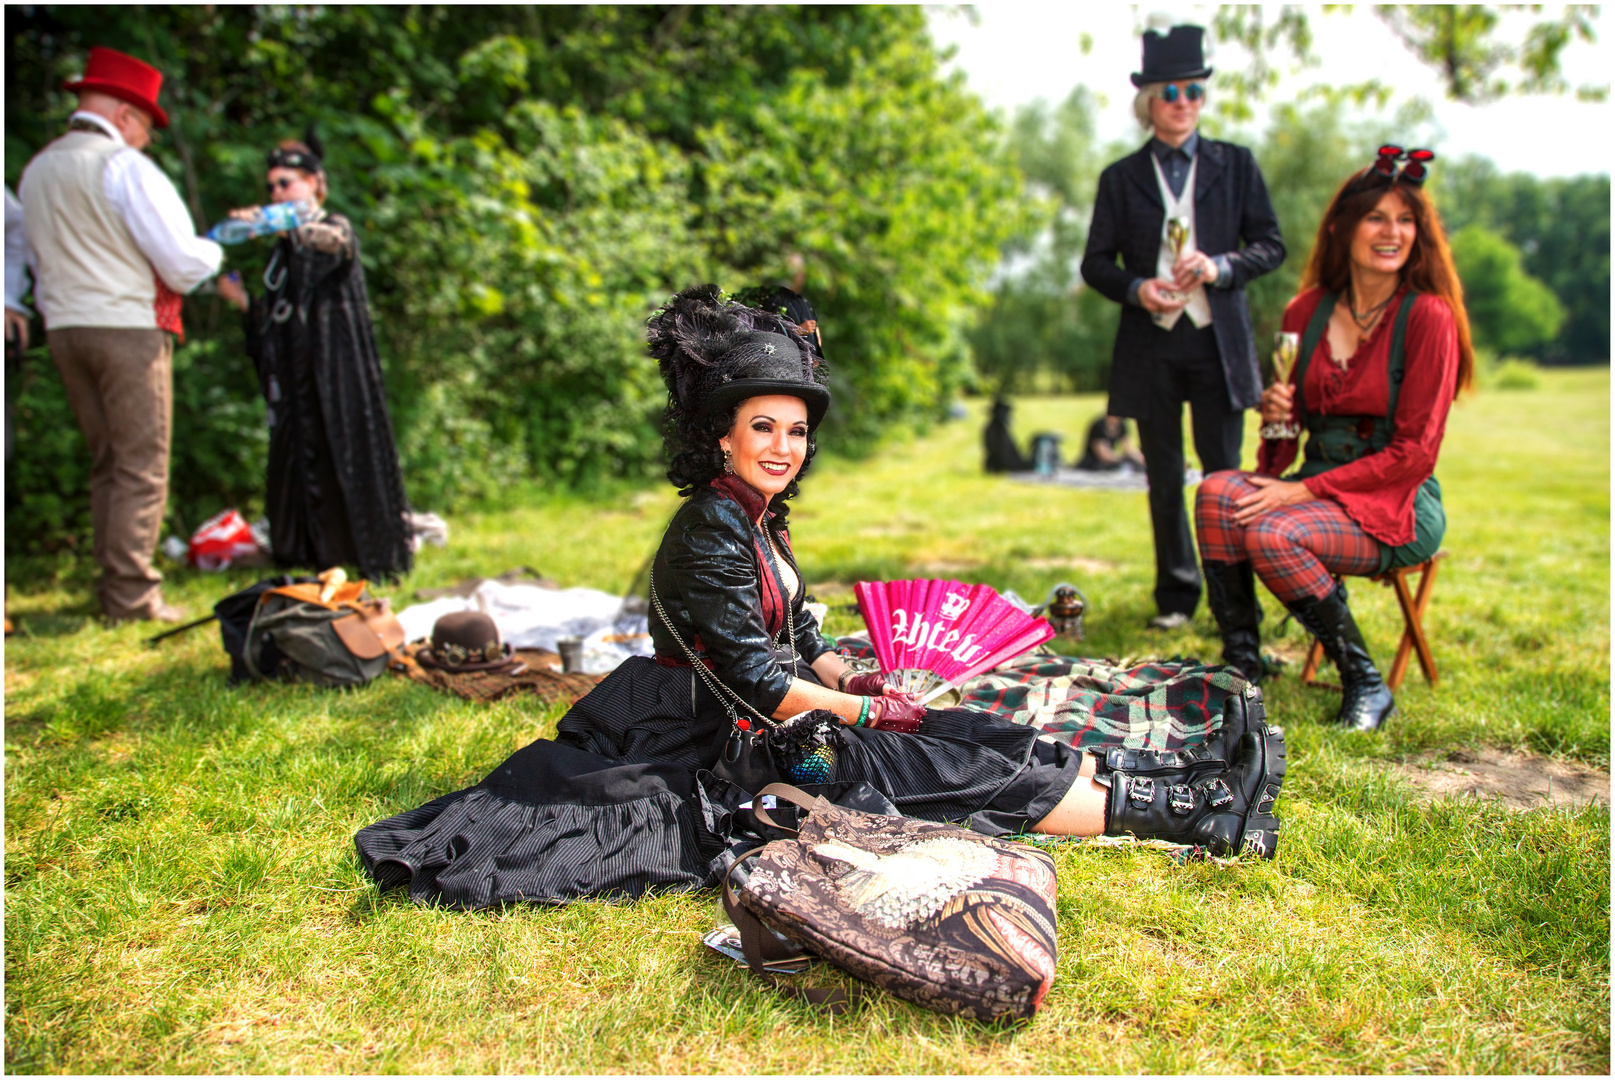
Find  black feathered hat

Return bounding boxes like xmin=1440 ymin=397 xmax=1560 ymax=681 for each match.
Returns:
xmin=648 ymin=284 xmax=830 ymax=429
xmin=1131 ymin=24 xmax=1213 ymax=87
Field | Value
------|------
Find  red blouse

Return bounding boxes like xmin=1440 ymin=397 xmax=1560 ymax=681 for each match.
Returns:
xmin=1256 ymin=287 xmax=1460 ymax=547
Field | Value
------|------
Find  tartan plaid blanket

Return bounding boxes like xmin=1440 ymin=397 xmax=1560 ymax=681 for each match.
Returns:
xmin=834 ymin=639 xmax=1248 ymax=752
xmin=958 ymin=654 xmax=1251 ymax=751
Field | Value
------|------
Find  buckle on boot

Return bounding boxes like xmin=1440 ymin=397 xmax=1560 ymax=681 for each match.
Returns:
xmin=1168 ymin=784 xmax=1194 ymax=815
xmin=1127 ymin=777 xmax=1155 ymax=806
xmin=1205 ymin=779 xmax=1234 ymax=808
xmin=1256 ymin=782 xmax=1280 ymax=816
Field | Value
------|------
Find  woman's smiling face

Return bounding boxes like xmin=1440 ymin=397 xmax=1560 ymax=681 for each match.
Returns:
xmin=720 ymin=394 xmax=809 ymax=502
xmin=1350 ymin=188 xmax=1417 ymax=278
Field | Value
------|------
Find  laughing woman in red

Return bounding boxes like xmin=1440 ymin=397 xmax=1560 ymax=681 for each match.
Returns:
xmin=1195 ymin=148 xmax=1474 ymax=731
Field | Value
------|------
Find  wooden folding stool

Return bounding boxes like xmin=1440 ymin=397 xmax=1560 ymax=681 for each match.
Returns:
xmin=1300 ymin=550 xmax=1448 ymax=692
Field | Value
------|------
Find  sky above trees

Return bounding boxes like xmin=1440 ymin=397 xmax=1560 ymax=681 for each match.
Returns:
xmin=929 ymin=5 xmax=1611 ymax=178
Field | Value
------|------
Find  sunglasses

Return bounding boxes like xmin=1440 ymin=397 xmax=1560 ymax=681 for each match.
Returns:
xmin=1155 ymin=82 xmax=1205 ymax=104
xmin=1369 ymin=145 xmax=1435 ymax=186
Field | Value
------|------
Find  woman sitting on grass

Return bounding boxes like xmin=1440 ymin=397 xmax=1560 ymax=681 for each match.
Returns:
xmin=355 ymin=285 xmax=1287 ymax=910
xmin=1195 ymin=147 xmax=1473 ymax=731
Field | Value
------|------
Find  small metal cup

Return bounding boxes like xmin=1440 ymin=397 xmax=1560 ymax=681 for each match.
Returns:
xmin=556 ymin=636 xmax=585 ymax=674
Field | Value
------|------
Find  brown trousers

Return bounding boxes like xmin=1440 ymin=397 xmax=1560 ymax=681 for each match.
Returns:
xmin=47 ymin=327 xmax=173 ymax=620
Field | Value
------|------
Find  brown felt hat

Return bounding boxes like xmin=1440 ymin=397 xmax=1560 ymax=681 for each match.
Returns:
xmin=418 ymin=610 xmax=519 ymax=672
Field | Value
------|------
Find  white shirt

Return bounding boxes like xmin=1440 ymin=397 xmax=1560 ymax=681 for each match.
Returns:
xmin=5 ymin=185 xmax=31 ymax=315
xmin=25 ymin=111 xmax=222 ymax=319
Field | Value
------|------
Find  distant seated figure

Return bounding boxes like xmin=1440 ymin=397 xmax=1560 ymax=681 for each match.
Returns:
xmin=984 ymin=395 xmax=1031 ymax=473
xmin=1076 ymin=414 xmax=1146 ymax=472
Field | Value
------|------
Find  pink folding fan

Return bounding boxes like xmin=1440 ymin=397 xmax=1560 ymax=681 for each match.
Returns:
xmin=854 ymin=578 xmax=1055 ymax=705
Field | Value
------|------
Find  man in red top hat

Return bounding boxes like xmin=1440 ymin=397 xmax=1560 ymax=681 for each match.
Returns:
xmin=19 ymin=46 xmax=224 ymax=624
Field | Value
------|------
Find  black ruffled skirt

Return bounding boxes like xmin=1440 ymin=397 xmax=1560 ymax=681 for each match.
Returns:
xmin=355 ymin=657 xmax=1080 ymax=908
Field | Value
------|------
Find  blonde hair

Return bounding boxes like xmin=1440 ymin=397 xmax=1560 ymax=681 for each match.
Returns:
xmin=1133 ymin=79 xmax=1210 ymax=130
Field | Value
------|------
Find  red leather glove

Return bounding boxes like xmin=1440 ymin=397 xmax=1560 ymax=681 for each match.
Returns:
xmin=840 ymin=671 xmax=891 ymax=698
xmin=865 ymin=694 xmax=925 ymax=734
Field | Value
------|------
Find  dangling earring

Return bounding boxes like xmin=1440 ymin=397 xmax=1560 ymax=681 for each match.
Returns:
xmin=722 ymin=448 xmax=735 ymax=474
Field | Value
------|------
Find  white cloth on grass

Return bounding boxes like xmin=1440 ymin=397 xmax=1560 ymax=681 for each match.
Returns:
xmin=397 ymin=578 xmax=653 ymax=675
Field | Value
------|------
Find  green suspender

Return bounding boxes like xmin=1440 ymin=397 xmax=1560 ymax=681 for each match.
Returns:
xmin=1291 ymin=290 xmax=1418 ymax=474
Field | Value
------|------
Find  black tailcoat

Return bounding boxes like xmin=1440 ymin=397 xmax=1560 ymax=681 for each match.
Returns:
xmin=1080 ymin=137 xmax=1285 ymax=415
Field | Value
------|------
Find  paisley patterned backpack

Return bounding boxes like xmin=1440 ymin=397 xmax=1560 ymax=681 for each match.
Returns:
xmin=723 ymin=783 xmax=1058 ymax=1022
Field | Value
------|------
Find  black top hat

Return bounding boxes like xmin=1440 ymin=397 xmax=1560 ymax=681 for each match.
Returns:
xmin=1131 ymin=24 xmax=1213 ymax=87
xmin=418 ymin=610 xmax=519 ymax=672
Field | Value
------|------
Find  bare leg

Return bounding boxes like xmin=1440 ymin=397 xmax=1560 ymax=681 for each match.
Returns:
xmin=1031 ymin=745 xmax=1108 ymax=836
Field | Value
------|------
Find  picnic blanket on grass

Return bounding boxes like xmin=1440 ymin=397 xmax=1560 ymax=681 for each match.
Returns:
xmin=1005 ymin=466 xmax=1202 ymax=492
xmin=960 ymin=655 xmax=1250 ymax=751
xmin=833 ymin=638 xmax=1248 ymax=753
xmin=390 ymin=642 xmax=602 ymax=705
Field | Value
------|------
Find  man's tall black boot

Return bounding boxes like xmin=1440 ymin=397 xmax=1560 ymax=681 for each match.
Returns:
xmin=1287 ymin=582 xmax=1395 ymax=731
xmin=1093 ymin=720 xmax=1287 ymax=859
xmin=1203 ymin=560 xmax=1263 ymax=684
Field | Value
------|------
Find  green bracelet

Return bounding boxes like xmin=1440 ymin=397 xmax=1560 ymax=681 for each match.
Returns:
xmin=855 ymin=696 xmax=871 ymax=727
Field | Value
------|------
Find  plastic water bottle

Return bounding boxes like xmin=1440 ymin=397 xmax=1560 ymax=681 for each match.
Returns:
xmin=205 ymin=200 xmax=313 ymax=244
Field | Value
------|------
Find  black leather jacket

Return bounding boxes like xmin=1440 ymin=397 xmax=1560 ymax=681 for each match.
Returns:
xmin=649 ymin=475 xmax=832 ymax=716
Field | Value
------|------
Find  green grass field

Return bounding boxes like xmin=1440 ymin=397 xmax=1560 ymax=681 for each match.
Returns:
xmin=5 ymin=368 xmax=1609 ymax=1073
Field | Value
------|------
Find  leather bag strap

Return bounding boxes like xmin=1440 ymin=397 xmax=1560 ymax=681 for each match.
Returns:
xmin=722 ymin=847 xmax=859 ymax=1015
xmin=750 ymin=783 xmax=821 ymax=835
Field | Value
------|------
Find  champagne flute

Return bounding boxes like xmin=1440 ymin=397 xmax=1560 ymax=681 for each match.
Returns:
xmin=1260 ymin=331 xmax=1304 ymax=440
xmin=1164 ymin=217 xmax=1190 ymax=301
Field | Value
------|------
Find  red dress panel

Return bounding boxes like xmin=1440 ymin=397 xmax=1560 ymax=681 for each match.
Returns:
xmin=1256 ymin=286 xmax=1460 ymax=548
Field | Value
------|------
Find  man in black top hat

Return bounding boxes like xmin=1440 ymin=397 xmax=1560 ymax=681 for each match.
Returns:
xmin=1081 ymin=23 xmax=1285 ymax=630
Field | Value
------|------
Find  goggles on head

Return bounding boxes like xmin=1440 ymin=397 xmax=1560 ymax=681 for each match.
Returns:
xmin=1369 ymin=144 xmax=1434 ymax=186
xmin=1346 ymin=145 xmax=1435 ymax=197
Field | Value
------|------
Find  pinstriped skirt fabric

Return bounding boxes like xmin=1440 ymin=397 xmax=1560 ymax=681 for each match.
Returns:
xmin=354 ymin=734 xmax=712 ymax=909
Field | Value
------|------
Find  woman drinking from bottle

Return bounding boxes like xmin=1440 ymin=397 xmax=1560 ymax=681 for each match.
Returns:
xmin=215 ymin=132 xmax=412 ymax=580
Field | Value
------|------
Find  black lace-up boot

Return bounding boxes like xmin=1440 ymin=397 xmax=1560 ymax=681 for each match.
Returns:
xmin=1202 ymin=559 xmax=1263 ymax=684
xmin=1094 ymin=719 xmax=1287 ymax=859
xmin=1287 ymin=582 xmax=1395 ymax=731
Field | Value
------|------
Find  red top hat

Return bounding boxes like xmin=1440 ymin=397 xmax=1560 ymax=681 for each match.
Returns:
xmin=63 ymin=46 xmax=169 ymax=129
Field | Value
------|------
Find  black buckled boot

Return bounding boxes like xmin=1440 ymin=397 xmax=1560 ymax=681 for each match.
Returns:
xmin=1287 ymin=582 xmax=1395 ymax=731
xmin=1202 ymin=560 xmax=1263 ymax=684
xmin=1093 ymin=720 xmax=1286 ymax=859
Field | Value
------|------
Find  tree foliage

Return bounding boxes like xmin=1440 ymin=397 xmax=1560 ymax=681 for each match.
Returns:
xmin=1209 ymin=4 xmax=1606 ymax=116
xmin=1448 ymin=224 xmax=1567 ymax=356
xmin=1434 ymin=158 xmax=1609 ymax=363
xmin=4 ymin=5 xmax=1022 ymax=553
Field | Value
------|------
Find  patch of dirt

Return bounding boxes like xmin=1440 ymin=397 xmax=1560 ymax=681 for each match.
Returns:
xmin=1389 ymin=749 xmax=1609 ymax=811
xmin=1020 ymin=556 xmax=1118 ymax=574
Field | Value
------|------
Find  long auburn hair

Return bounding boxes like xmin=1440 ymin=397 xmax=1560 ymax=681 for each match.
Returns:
xmin=1300 ymin=173 xmax=1474 ymax=392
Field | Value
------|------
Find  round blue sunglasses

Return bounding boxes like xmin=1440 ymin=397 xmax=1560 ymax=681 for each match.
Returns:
xmin=1154 ymin=82 xmax=1206 ymax=104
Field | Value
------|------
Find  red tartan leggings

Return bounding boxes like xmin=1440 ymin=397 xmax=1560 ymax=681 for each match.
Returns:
xmin=1194 ymin=470 xmax=1382 ymax=603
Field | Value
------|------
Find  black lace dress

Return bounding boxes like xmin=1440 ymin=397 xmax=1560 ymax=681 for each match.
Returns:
xmin=354 ymin=476 xmax=1082 ymax=909
xmin=245 ymin=211 xmax=412 ymax=581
